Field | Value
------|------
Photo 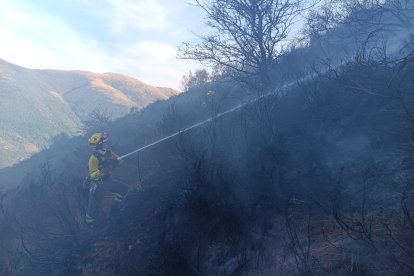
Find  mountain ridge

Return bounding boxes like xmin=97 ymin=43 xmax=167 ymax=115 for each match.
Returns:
xmin=0 ymin=58 xmax=179 ymax=168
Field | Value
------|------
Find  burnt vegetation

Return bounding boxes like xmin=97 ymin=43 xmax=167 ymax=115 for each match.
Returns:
xmin=1 ymin=0 xmax=414 ymax=275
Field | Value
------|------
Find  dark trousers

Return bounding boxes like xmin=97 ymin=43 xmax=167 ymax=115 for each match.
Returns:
xmin=86 ymin=176 xmax=128 ymax=222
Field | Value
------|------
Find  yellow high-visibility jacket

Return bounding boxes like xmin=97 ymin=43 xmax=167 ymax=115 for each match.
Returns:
xmin=88 ymin=150 xmax=120 ymax=180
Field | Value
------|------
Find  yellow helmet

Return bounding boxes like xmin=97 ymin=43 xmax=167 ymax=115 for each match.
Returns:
xmin=88 ymin=132 xmax=109 ymax=146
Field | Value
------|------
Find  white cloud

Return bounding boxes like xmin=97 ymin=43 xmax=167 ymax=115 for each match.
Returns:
xmin=134 ymin=41 xmax=177 ymax=62
xmin=0 ymin=3 xmax=113 ymax=72
xmin=0 ymin=1 xmax=205 ymax=90
xmin=107 ymin=41 xmax=201 ymax=89
xmin=104 ymin=0 xmax=169 ymax=33
xmin=0 ymin=27 xmax=56 ymax=67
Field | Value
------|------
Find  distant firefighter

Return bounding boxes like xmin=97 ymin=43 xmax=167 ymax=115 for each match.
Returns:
xmin=202 ymin=90 xmax=215 ymax=108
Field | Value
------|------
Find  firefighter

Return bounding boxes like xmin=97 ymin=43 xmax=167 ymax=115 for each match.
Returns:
xmin=85 ymin=132 xmax=128 ymax=224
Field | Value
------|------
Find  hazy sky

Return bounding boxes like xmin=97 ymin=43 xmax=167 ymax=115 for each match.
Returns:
xmin=0 ymin=0 xmax=206 ymax=90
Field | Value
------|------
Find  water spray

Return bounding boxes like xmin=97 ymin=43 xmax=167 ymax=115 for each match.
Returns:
xmin=117 ymin=72 xmax=317 ymax=160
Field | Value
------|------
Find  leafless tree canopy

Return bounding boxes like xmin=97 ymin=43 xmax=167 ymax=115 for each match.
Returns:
xmin=306 ymin=0 xmax=414 ymax=36
xmin=179 ymin=0 xmax=308 ymax=91
xmin=180 ymin=69 xmax=211 ymax=92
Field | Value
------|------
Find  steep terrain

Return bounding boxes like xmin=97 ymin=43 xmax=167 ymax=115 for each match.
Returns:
xmin=0 ymin=1 xmax=413 ymax=275
xmin=1 ymin=54 xmax=413 ymax=275
xmin=0 ymin=59 xmax=178 ymax=168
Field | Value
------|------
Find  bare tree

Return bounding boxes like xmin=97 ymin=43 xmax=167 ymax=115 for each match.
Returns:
xmin=180 ymin=69 xmax=211 ymax=92
xmin=305 ymin=0 xmax=414 ymax=39
xmin=285 ymin=199 xmax=316 ymax=276
xmin=179 ymin=0 xmax=312 ymax=92
xmin=83 ymin=110 xmax=112 ymax=132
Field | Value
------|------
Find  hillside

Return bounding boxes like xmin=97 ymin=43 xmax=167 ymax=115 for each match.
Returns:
xmin=0 ymin=59 xmax=178 ymax=168
xmin=0 ymin=53 xmax=413 ymax=274
xmin=0 ymin=1 xmax=413 ymax=275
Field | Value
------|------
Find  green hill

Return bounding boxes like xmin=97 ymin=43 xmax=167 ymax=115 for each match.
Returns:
xmin=0 ymin=59 xmax=178 ymax=168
